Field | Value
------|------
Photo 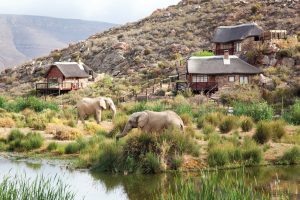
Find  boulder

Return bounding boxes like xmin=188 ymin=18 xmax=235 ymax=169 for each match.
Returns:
xmin=281 ymin=57 xmax=295 ymax=68
xmin=112 ymin=42 xmax=130 ymax=51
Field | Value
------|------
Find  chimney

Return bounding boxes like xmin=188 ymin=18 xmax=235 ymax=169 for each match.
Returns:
xmin=223 ymin=50 xmax=230 ymax=65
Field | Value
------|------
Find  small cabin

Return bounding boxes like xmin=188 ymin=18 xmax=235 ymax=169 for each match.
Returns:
xmin=36 ymin=62 xmax=95 ymax=95
xmin=262 ymin=30 xmax=287 ymax=41
xmin=186 ymin=51 xmax=262 ymax=93
xmin=212 ymin=23 xmax=263 ymax=55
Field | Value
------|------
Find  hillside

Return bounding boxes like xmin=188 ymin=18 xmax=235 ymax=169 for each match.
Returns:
xmin=0 ymin=0 xmax=299 ymax=94
xmin=0 ymin=14 xmax=116 ymax=69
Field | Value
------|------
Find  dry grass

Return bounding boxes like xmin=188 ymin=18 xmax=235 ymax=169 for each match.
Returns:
xmin=45 ymin=124 xmax=81 ymax=140
xmin=0 ymin=117 xmax=15 ymax=128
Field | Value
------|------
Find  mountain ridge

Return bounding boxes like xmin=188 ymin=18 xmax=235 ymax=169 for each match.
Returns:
xmin=0 ymin=14 xmax=116 ymax=69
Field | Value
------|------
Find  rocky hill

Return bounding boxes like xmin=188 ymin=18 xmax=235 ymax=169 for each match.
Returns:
xmin=0 ymin=14 xmax=116 ymax=70
xmin=0 ymin=0 xmax=299 ymax=94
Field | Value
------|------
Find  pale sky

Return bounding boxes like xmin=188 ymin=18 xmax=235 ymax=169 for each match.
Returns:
xmin=0 ymin=0 xmax=181 ymax=24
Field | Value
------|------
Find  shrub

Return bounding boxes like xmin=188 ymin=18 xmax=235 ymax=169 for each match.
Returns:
xmin=219 ymin=116 xmax=238 ymax=133
xmin=205 ymin=112 xmax=224 ymax=127
xmin=202 ymin=123 xmax=215 ymax=135
xmin=8 ymin=131 xmax=43 ymax=152
xmin=0 ymin=117 xmax=15 ymax=128
xmin=171 ymin=155 xmax=183 ymax=170
xmin=284 ymin=101 xmax=300 ymax=125
xmin=84 ymin=122 xmax=102 ymax=135
xmin=253 ymin=121 xmax=272 ymax=144
xmin=142 ymin=152 xmax=161 ymax=174
xmin=180 ymin=113 xmax=192 ymax=125
xmin=233 ymin=102 xmax=273 ymax=121
xmin=276 ymin=48 xmax=294 ymax=59
xmin=208 ymin=148 xmax=229 ymax=167
xmin=110 ymin=113 xmax=128 ymax=137
xmin=46 ymin=124 xmax=81 ymax=140
xmin=65 ymin=142 xmax=81 ymax=154
xmin=280 ymin=146 xmax=300 ymax=165
xmin=241 ymin=117 xmax=254 ymax=132
xmin=47 ymin=142 xmax=58 ymax=151
xmin=270 ymin=120 xmax=286 ymax=141
xmin=192 ymin=50 xmax=214 ymax=57
xmin=242 ymin=137 xmax=263 ymax=165
xmin=196 ymin=116 xmax=205 ymax=129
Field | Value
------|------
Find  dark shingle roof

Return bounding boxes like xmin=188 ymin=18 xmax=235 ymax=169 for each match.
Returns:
xmin=187 ymin=56 xmax=262 ymax=75
xmin=212 ymin=23 xmax=263 ymax=43
xmin=48 ymin=62 xmax=90 ymax=78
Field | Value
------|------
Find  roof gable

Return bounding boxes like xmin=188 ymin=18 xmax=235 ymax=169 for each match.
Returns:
xmin=187 ymin=56 xmax=262 ymax=75
xmin=212 ymin=23 xmax=263 ymax=43
xmin=47 ymin=62 xmax=90 ymax=78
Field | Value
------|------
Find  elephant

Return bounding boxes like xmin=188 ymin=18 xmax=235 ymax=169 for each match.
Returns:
xmin=116 ymin=110 xmax=184 ymax=140
xmin=76 ymin=97 xmax=116 ymax=124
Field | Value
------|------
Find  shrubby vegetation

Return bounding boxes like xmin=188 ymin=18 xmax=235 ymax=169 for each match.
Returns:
xmin=279 ymin=146 xmax=300 ymax=165
xmin=192 ymin=50 xmax=214 ymax=57
xmin=233 ymin=102 xmax=274 ymax=121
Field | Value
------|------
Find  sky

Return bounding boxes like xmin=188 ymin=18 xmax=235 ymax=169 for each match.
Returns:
xmin=0 ymin=0 xmax=181 ymax=24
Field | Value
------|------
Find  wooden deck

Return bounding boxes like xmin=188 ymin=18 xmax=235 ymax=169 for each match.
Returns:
xmin=190 ymin=82 xmax=218 ymax=93
xmin=36 ymin=82 xmax=81 ymax=96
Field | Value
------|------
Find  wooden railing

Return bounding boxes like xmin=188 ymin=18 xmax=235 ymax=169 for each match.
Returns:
xmin=190 ymin=82 xmax=218 ymax=92
xmin=36 ymin=82 xmax=81 ymax=90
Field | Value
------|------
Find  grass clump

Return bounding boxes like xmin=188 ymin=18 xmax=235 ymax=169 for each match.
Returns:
xmin=7 ymin=130 xmax=44 ymax=152
xmin=64 ymin=142 xmax=81 ymax=154
xmin=0 ymin=117 xmax=15 ymax=128
xmin=270 ymin=120 xmax=286 ymax=141
xmin=0 ymin=175 xmax=75 ymax=200
xmin=284 ymin=100 xmax=300 ymax=125
xmin=241 ymin=117 xmax=254 ymax=132
xmin=47 ymin=142 xmax=58 ymax=151
xmin=208 ymin=148 xmax=229 ymax=167
xmin=46 ymin=124 xmax=81 ymax=140
xmin=279 ymin=146 xmax=300 ymax=165
xmin=253 ymin=121 xmax=272 ymax=144
xmin=219 ymin=116 xmax=238 ymax=134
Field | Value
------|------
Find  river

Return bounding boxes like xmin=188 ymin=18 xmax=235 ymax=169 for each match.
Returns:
xmin=0 ymin=157 xmax=299 ymax=200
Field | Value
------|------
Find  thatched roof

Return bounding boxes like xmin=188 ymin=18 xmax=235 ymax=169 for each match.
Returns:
xmin=212 ymin=23 xmax=263 ymax=43
xmin=47 ymin=62 xmax=90 ymax=78
xmin=187 ymin=56 xmax=262 ymax=75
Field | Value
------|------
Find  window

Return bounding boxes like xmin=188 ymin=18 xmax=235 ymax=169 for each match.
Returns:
xmin=192 ymin=75 xmax=208 ymax=83
xmin=240 ymin=76 xmax=249 ymax=84
xmin=235 ymin=42 xmax=242 ymax=52
xmin=228 ymin=76 xmax=235 ymax=82
xmin=220 ymin=43 xmax=232 ymax=50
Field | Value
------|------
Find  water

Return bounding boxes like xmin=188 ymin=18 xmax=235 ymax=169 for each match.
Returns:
xmin=0 ymin=156 xmax=299 ymax=200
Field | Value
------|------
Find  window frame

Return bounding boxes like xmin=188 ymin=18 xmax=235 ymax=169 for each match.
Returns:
xmin=192 ymin=75 xmax=208 ymax=83
xmin=239 ymin=76 xmax=249 ymax=84
xmin=228 ymin=76 xmax=235 ymax=83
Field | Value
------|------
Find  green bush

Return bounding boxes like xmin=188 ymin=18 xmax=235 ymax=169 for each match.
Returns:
xmin=242 ymin=137 xmax=263 ymax=165
xmin=208 ymin=148 xmax=229 ymax=167
xmin=8 ymin=131 xmax=43 ymax=151
xmin=233 ymin=102 xmax=273 ymax=121
xmin=192 ymin=50 xmax=214 ymax=57
xmin=280 ymin=146 xmax=300 ymax=165
xmin=64 ymin=142 xmax=81 ymax=154
xmin=196 ymin=116 xmax=205 ymax=129
xmin=203 ymin=123 xmax=216 ymax=135
xmin=284 ymin=101 xmax=300 ymax=125
xmin=0 ymin=96 xmax=5 ymax=108
xmin=241 ymin=117 xmax=254 ymax=132
xmin=204 ymin=112 xmax=224 ymax=127
xmin=47 ymin=142 xmax=58 ymax=151
xmin=219 ymin=116 xmax=237 ymax=133
xmin=253 ymin=121 xmax=272 ymax=144
xmin=171 ymin=155 xmax=183 ymax=170
xmin=276 ymin=48 xmax=294 ymax=59
xmin=142 ymin=152 xmax=161 ymax=174
xmin=270 ymin=120 xmax=286 ymax=140
xmin=5 ymin=97 xmax=58 ymax=113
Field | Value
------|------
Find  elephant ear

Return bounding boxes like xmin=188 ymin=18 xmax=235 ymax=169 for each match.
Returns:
xmin=98 ymin=98 xmax=107 ymax=109
xmin=137 ymin=112 xmax=148 ymax=128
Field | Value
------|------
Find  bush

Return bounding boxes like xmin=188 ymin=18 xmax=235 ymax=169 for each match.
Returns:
xmin=171 ymin=155 xmax=183 ymax=170
xmin=0 ymin=117 xmax=15 ymax=128
xmin=192 ymin=50 xmax=214 ymax=57
xmin=233 ymin=102 xmax=273 ymax=122
xmin=270 ymin=120 xmax=286 ymax=140
xmin=253 ymin=121 xmax=272 ymax=144
xmin=47 ymin=142 xmax=58 ymax=151
xmin=84 ymin=122 xmax=102 ymax=135
xmin=180 ymin=113 xmax=192 ymax=125
xmin=280 ymin=146 xmax=300 ymax=165
xmin=142 ymin=152 xmax=161 ymax=174
xmin=205 ymin=112 xmax=224 ymax=127
xmin=241 ymin=117 xmax=254 ymax=132
xmin=219 ymin=116 xmax=238 ymax=133
xmin=202 ymin=123 xmax=215 ymax=135
xmin=196 ymin=116 xmax=205 ymax=129
xmin=46 ymin=124 xmax=81 ymax=140
xmin=65 ymin=142 xmax=81 ymax=154
xmin=110 ymin=113 xmax=128 ymax=137
xmin=208 ymin=148 xmax=229 ymax=167
xmin=242 ymin=137 xmax=263 ymax=165
xmin=8 ymin=131 xmax=43 ymax=152
xmin=276 ymin=48 xmax=294 ymax=59
xmin=284 ymin=101 xmax=300 ymax=125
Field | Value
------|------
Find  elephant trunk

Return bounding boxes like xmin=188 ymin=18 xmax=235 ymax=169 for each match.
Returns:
xmin=110 ymin=105 xmax=117 ymax=119
xmin=116 ymin=123 xmax=132 ymax=140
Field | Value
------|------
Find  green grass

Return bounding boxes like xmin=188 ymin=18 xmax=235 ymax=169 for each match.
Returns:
xmin=159 ymin=171 xmax=270 ymax=200
xmin=0 ymin=175 xmax=75 ymax=200
xmin=7 ymin=130 xmax=44 ymax=152
xmin=253 ymin=121 xmax=272 ymax=144
xmin=279 ymin=146 xmax=300 ymax=165
xmin=233 ymin=102 xmax=273 ymax=122
xmin=47 ymin=142 xmax=58 ymax=151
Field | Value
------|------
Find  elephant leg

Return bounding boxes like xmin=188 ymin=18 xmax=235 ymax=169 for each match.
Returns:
xmin=96 ymin=110 xmax=102 ymax=124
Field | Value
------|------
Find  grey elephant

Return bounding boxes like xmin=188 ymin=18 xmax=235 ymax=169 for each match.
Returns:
xmin=76 ymin=97 xmax=116 ymax=124
xmin=116 ymin=110 xmax=184 ymax=140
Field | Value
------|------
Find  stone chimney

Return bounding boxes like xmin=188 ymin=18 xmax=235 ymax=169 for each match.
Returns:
xmin=223 ymin=50 xmax=230 ymax=65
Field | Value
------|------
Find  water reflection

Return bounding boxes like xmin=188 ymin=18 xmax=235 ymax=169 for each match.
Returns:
xmin=0 ymin=156 xmax=299 ymax=200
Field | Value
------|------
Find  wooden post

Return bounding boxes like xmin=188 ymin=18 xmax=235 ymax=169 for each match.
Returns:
xmin=152 ymin=86 xmax=155 ymax=94
xmin=146 ymin=89 xmax=148 ymax=101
